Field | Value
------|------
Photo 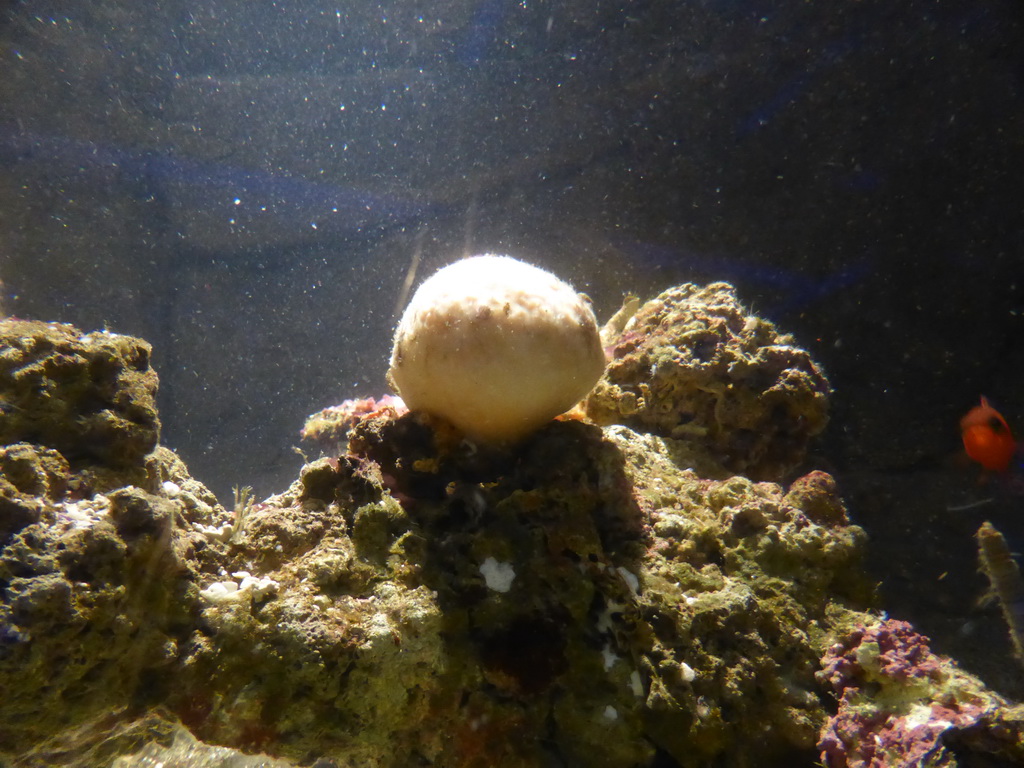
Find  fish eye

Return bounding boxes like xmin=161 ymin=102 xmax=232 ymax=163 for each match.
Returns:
xmin=987 ymin=416 xmax=1007 ymax=433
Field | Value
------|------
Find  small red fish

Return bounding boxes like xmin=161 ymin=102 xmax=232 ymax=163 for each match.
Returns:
xmin=961 ymin=397 xmax=1016 ymax=473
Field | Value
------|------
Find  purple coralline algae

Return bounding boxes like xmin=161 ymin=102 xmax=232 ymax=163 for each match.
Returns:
xmin=585 ymin=283 xmax=830 ymax=481
xmin=301 ymin=394 xmax=408 ymax=457
xmin=817 ymin=618 xmax=1024 ymax=767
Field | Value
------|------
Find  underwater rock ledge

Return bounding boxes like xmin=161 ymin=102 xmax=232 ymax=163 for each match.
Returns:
xmin=0 ymin=289 xmax=1021 ymax=768
xmin=584 ymin=282 xmax=830 ymax=482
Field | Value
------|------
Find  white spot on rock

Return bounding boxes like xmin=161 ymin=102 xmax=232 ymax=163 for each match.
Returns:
xmin=200 ymin=581 xmax=240 ymax=603
xmin=479 ymin=557 xmax=516 ymax=592
xmin=629 ymin=670 xmax=644 ymax=697
xmin=200 ymin=573 xmax=279 ymax=604
xmin=615 ymin=566 xmax=640 ymax=595
xmin=601 ymin=643 xmax=619 ymax=671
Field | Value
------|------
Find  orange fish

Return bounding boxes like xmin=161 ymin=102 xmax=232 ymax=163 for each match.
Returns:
xmin=961 ymin=397 xmax=1016 ymax=473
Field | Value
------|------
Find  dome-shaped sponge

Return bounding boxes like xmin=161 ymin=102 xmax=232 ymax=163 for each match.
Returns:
xmin=388 ymin=255 xmax=606 ymax=443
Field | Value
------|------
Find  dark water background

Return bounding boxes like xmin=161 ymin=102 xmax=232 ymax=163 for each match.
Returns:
xmin=2 ymin=0 xmax=1024 ymax=698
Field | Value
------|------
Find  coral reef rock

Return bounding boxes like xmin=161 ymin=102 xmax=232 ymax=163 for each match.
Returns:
xmin=0 ymin=319 xmax=160 ymax=471
xmin=4 ymin=303 xmax=1021 ymax=768
xmin=0 ymin=320 xmax=228 ymax=763
xmin=0 ymin=308 xmax=869 ymax=768
xmin=818 ymin=617 xmax=1024 ymax=767
xmin=300 ymin=394 xmax=408 ymax=458
xmin=585 ymin=283 xmax=830 ymax=481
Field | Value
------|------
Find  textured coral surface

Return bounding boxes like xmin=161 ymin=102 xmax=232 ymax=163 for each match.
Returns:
xmin=585 ymin=283 xmax=830 ymax=481
xmin=817 ymin=618 xmax=1024 ymax=767
xmin=1 ymin=300 xmax=1022 ymax=768
xmin=0 ymin=319 xmax=160 ymax=470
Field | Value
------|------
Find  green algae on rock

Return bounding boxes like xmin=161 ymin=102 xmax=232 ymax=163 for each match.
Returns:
xmin=0 ymin=320 xmax=228 ymax=761
xmin=0 ymin=319 xmax=160 ymax=470
xmin=586 ymin=283 xmax=830 ymax=481
xmin=3 ymin=299 xmax=1024 ymax=768
xmin=152 ymin=407 xmax=870 ymax=766
xmin=0 ymin=441 xmax=231 ymax=763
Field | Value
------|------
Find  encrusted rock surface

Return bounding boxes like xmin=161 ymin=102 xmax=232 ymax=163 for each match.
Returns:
xmin=157 ymin=410 xmax=869 ymax=767
xmin=300 ymin=394 xmax=408 ymax=459
xmin=0 ymin=440 xmax=227 ymax=761
xmin=1 ymin=294 xmax=1021 ymax=768
xmin=585 ymin=283 xmax=830 ymax=481
xmin=818 ymin=617 xmax=1024 ymax=767
xmin=0 ymin=319 xmax=160 ymax=471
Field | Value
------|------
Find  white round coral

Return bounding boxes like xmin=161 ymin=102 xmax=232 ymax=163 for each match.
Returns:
xmin=388 ymin=254 xmax=606 ymax=444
